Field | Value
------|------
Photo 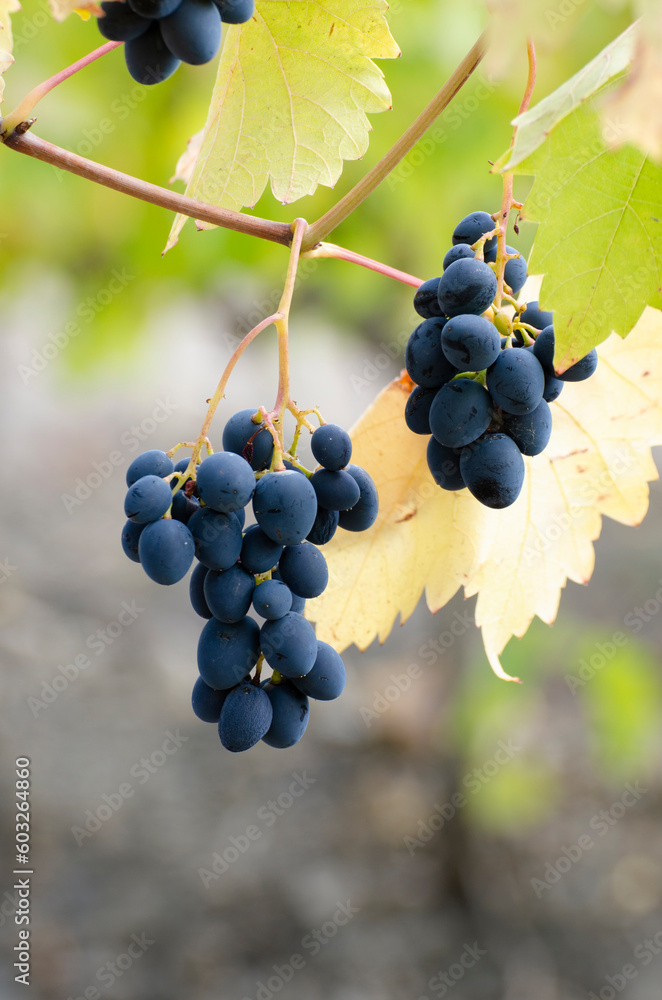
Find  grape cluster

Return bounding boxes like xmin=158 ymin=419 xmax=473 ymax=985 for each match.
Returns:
xmin=97 ymin=0 xmax=254 ymax=85
xmin=405 ymin=211 xmax=598 ymax=509
xmin=121 ymin=413 xmax=378 ymax=752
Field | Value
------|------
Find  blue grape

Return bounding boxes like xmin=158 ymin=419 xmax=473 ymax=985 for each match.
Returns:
xmin=219 ymin=682 xmax=273 ymax=752
xmin=429 ymin=378 xmax=494 ymax=448
xmin=486 ymin=348 xmax=545 ymax=415
xmin=405 ymin=318 xmax=455 ymax=388
xmin=240 ymin=524 xmax=283 ymax=574
xmin=437 ymin=258 xmax=497 ymax=318
xmin=128 ymin=0 xmax=182 ymax=15
xmin=124 ymin=475 xmax=173 ymax=523
xmin=427 ymin=438 xmax=465 ymax=491
xmin=198 ymin=616 xmax=260 ymax=689
xmin=204 ymin=564 xmax=255 ymax=623
xmin=121 ymin=520 xmax=145 ymax=562
xmin=503 ymin=399 xmax=553 ymax=456
xmin=222 ymin=408 xmax=274 ymax=471
xmin=138 ymin=518 xmax=195 ymax=584
xmin=253 ymin=470 xmax=318 ymax=545
xmin=192 ymin=676 xmax=228 ymax=723
xmin=338 ymin=465 xmax=379 ymax=532
xmin=311 ymin=469 xmax=360 ymax=511
xmin=126 ymin=449 xmax=174 ymax=486
xmin=543 ymin=373 xmax=564 ymax=402
xmin=460 ymin=433 xmax=525 ymax=509
xmin=214 ymin=0 xmax=254 ymax=22
xmin=413 ymin=277 xmax=443 ymax=319
xmin=291 ymin=641 xmax=346 ymax=701
xmin=532 ymin=324 xmax=555 ymax=374
xmin=520 ymin=300 xmax=553 ymax=331
xmin=124 ymin=21 xmax=181 ymax=83
xmin=443 ymin=245 xmax=475 ymax=270
xmin=452 ymin=211 xmax=497 ymax=255
xmin=252 ymin=580 xmax=292 ymax=620
xmin=558 ymin=350 xmax=598 ymax=382
xmin=278 ymin=542 xmax=328 ymax=599
xmin=504 ymin=246 xmax=528 ymax=295
xmin=195 ymin=450 xmax=254 ymax=513
xmin=261 ymin=681 xmax=309 ymax=748
xmin=188 ymin=507 xmax=243 ymax=570
xmin=441 ymin=314 xmax=501 ymax=372
xmin=171 ymin=490 xmax=200 ymax=524
xmin=259 ymin=612 xmax=317 ymax=678
xmin=189 ymin=562 xmax=213 ymax=618
xmin=290 ymin=593 xmax=306 ymax=614
xmin=306 ymin=507 xmax=339 ymax=546
xmin=311 ymin=424 xmax=352 ymax=471
xmin=160 ymin=0 xmax=222 ymax=64
xmin=98 ymin=1 xmax=152 ymax=41
xmin=405 ymin=386 xmax=435 ymax=435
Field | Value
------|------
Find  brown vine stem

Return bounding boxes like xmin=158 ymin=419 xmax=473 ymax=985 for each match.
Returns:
xmin=303 ymin=243 xmax=423 ymax=288
xmin=301 ymin=31 xmax=488 ymax=252
xmin=494 ymin=38 xmax=537 ymax=310
xmin=1 ymin=131 xmax=294 ymax=246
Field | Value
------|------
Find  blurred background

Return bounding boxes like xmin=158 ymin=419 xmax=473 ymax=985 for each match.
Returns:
xmin=2 ymin=1 xmax=662 ymax=998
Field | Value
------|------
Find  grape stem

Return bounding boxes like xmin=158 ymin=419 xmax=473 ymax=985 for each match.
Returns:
xmin=494 ymin=38 xmax=537 ymax=311
xmin=0 ymin=41 xmax=122 ymax=138
xmin=303 ymin=243 xmax=423 ymax=288
xmin=273 ymin=218 xmax=308 ymax=441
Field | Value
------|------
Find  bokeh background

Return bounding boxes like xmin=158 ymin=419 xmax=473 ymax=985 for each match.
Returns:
xmin=2 ymin=2 xmax=662 ymax=998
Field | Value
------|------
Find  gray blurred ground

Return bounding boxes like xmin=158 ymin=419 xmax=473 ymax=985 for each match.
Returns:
xmin=2 ymin=271 xmax=662 ymax=1000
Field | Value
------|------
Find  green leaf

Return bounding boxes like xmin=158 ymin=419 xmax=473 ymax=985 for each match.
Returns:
xmin=167 ymin=0 xmax=399 ymax=249
xmin=512 ymin=101 xmax=662 ymax=370
xmin=496 ymin=23 xmax=636 ymax=172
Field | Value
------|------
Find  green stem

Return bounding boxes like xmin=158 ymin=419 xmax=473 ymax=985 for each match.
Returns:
xmin=274 ymin=219 xmax=308 ymax=427
xmin=301 ymin=31 xmax=487 ymax=251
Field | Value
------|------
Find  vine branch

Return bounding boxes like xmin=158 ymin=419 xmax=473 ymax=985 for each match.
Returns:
xmin=1 ymin=131 xmax=294 ymax=247
xmin=301 ymin=31 xmax=488 ymax=251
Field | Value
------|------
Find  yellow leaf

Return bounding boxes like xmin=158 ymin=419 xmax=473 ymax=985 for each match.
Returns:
xmin=167 ymin=0 xmax=399 ymax=248
xmin=48 ymin=0 xmax=100 ymax=21
xmin=307 ymin=308 xmax=662 ymax=682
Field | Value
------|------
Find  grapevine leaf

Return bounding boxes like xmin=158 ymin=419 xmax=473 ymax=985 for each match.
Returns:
xmin=167 ymin=0 xmax=399 ymax=248
xmin=48 ymin=0 xmax=100 ymax=21
xmin=511 ymin=101 xmax=662 ymax=371
xmin=496 ymin=23 xmax=636 ymax=173
xmin=602 ymin=5 xmax=662 ymax=162
xmin=307 ymin=308 xmax=662 ymax=682
xmin=0 ymin=0 xmax=20 ymax=104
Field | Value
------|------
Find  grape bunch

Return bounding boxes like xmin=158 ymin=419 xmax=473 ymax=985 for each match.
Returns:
xmin=121 ymin=413 xmax=378 ymax=752
xmin=405 ymin=210 xmax=598 ymax=510
xmin=96 ymin=0 xmax=254 ymax=85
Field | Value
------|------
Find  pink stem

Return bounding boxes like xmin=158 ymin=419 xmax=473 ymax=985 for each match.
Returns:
xmin=306 ymin=243 xmax=424 ymax=288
